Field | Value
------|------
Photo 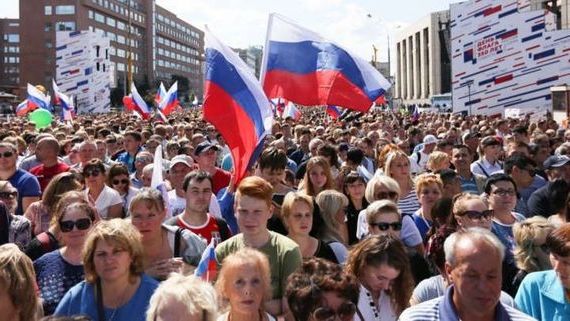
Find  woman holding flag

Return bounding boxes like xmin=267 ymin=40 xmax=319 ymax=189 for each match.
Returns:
xmin=129 ymin=188 xmax=206 ymax=280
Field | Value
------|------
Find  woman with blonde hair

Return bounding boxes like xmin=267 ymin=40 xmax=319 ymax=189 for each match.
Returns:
xmin=129 ymin=188 xmax=206 ymax=280
xmin=511 ymin=217 xmax=554 ymax=293
xmin=300 ymin=156 xmax=335 ymax=197
xmin=383 ymin=151 xmax=419 ymax=215
xmin=315 ymin=190 xmax=350 ymax=247
xmin=0 ymin=243 xmax=42 ymax=321
xmin=146 ymin=274 xmax=218 ymax=321
xmin=345 ymin=235 xmax=414 ymax=321
xmin=282 ymin=191 xmax=344 ymax=263
xmin=215 ymin=248 xmax=274 ymax=321
xmin=411 ymin=173 xmax=443 ymax=241
xmin=54 ymin=219 xmax=159 ymax=321
xmin=426 ymin=151 xmax=450 ymax=173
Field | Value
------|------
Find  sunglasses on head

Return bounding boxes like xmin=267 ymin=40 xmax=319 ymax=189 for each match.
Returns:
xmin=59 ymin=218 xmax=92 ymax=232
xmin=112 ymin=179 xmax=129 ymax=185
xmin=84 ymin=169 xmax=101 ymax=177
xmin=0 ymin=151 xmax=14 ymax=158
xmin=0 ymin=191 xmax=17 ymax=199
xmin=375 ymin=191 xmax=398 ymax=199
xmin=369 ymin=221 xmax=402 ymax=231
xmin=461 ymin=209 xmax=494 ymax=220
xmin=312 ymin=301 xmax=356 ymax=321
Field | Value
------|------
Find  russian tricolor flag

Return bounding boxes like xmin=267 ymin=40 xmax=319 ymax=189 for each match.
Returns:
xmin=158 ymin=81 xmax=179 ymax=116
xmin=123 ymin=82 xmax=151 ymax=120
xmin=194 ymin=238 xmax=217 ymax=281
xmin=15 ymin=99 xmax=32 ymax=117
xmin=283 ymin=102 xmax=301 ymax=120
xmin=261 ymin=14 xmax=391 ymax=113
xmin=18 ymin=84 xmax=51 ymax=116
xmin=155 ymin=82 xmax=167 ymax=106
xmin=326 ymin=106 xmax=342 ymax=119
xmin=53 ymin=79 xmax=75 ymax=120
xmin=203 ymin=27 xmax=273 ymax=185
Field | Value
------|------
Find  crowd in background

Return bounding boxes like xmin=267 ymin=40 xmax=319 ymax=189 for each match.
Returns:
xmin=1 ymin=106 xmax=570 ymax=321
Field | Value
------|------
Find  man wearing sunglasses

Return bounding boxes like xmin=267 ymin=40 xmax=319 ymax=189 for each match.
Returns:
xmin=400 ymin=228 xmax=535 ymax=321
xmin=0 ymin=142 xmax=41 ymax=216
xmin=504 ymin=154 xmax=545 ymax=218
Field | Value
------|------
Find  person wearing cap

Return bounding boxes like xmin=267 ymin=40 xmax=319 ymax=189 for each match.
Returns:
xmin=409 ymin=135 xmax=438 ymax=175
xmin=194 ymin=141 xmax=231 ymax=195
xmin=470 ymin=136 xmax=504 ymax=178
xmin=528 ymin=155 xmax=570 ymax=217
xmin=167 ymin=154 xmax=196 ymax=217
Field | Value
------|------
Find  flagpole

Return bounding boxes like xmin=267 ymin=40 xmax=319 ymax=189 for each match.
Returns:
xmin=259 ymin=13 xmax=274 ymax=84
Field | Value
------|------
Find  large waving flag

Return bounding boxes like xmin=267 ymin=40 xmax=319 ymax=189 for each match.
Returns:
xmin=150 ymin=145 xmax=170 ymax=216
xmin=123 ymin=82 xmax=151 ymax=120
xmin=155 ymin=82 xmax=167 ymax=105
xmin=17 ymin=84 xmax=52 ymax=116
xmin=194 ymin=238 xmax=217 ymax=281
xmin=158 ymin=81 xmax=179 ymax=116
xmin=261 ymin=14 xmax=391 ymax=113
xmin=15 ymin=99 xmax=32 ymax=117
xmin=203 ymin=27 xmax=273 ymax=185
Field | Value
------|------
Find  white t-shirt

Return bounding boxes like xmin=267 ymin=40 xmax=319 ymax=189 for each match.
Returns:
xmin=86 ymin=186 xmax=123 ymax=219
xmin=167 ymin=190 xmax=222 ymax=219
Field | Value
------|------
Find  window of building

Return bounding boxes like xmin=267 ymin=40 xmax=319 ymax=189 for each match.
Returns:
xmin=45 ymin=22 xmax=52 ymax=32
xmin=117 ymin=35 xmax=125 ymax=44
xmin=95 ymin=12 xmax=105 ymax=23
xmin=8 ymin=22 xmax=19 ymax=27
xmin=55 ymin=21 xmax=76 ymax=31
xmin=4 ymin=34 xmax=19 ymax=43
xmin=55 ymin=5 xmax=75 ymax=15
xmin=88 ymin=10 xmax=94 ymax=19
xmin=45 ymin=41 xmax=53 ymax=48
xmin=45 ymin=6 xmax=52 ymax=15
xmin=106 ymin=17 xmax=116 ymax=27
xmin=117 ymin=21 xmax=125 ymax=30
xmin=117 ymin=48 xmax=125 ymax=57
xmin=117 ymin=62 xmax=125 ymax=71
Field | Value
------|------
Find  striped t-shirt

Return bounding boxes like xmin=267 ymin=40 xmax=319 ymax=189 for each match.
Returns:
xmin=398 ymin=190 xmax=420 ymax=215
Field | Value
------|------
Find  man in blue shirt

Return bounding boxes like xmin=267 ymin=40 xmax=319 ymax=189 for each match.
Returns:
xmin=115 ymin=131 xmax=143 ymax=174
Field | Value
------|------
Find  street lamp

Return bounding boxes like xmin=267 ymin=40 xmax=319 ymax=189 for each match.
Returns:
xmin=467 ymin=81 xmax=473 ymax=116
xmin=366 ymin=14 xmax=391 ymax=76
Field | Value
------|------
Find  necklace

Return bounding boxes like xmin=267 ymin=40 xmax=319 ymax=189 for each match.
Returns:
xmin=363 ymin=286 xmax=382 ymax=321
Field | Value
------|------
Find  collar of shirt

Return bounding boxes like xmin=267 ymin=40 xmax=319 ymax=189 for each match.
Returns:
xmin=439 ymin=286 xmax=510 ymax=321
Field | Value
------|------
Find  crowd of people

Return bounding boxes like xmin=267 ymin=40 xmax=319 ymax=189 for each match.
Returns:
xmin=1 ymin=106 xmax=570 ymax=321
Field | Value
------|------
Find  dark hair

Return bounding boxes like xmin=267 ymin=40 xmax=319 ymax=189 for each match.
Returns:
xmin=107 ymin=163 xmax=130 ymax=185
xmin=546 ymin=223 xmax=570 ymax=257
xmin=428 ymin=197 xmax=453 ymax=237
xmin=286 ymin=258 xmax=359 ymax=321
xmin=437 ymin=169 xmax=457 ymax=186
xmin=548 ymin=179 xmax=570 ymax=217
xmin=343 ymin=171 xmax=366 ymax=186
xmin=503 ymin=154 xmax=536 ymax=175
xmin=426 ymin=225 xmax=457 ymax=271
xmin=484 ymin=173 xmax=518 ymax=194
xmin=345 ymin=235 xmax=413 ymax=315
xmin=512 ymin=126 xmax=528 ymax=135
xmin=346 ymin=148 xmax=364 ymax=165
xmin=317 ymin=144 xmax=339 ymax=169
xmin=452 ymin=144 xmax=473 ymax=155
xmin=182 ymin=170 xmax=213 ymax=192
xmin=258 ymin=147 xmax=288 ymax=171
xmin=82 ymin=159 xmax=106 ymax=176
xmin=124 ymin=130 xmax=142 ymax=142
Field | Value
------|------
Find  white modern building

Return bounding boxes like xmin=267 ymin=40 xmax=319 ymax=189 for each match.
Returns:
xmin=394 ymin=11 xmax=451 ymax=107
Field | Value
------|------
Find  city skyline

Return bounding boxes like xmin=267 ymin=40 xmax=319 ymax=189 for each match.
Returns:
xmin=3 ymin=0 xmax=459 ymax=69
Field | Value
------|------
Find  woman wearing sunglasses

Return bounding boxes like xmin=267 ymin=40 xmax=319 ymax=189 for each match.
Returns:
xmin=448 ymin=193 xmax=494 ymax=230
xmin=0 ymin=180 xmax=31 ymax=249
xmin=107 ymin=163 xmax=139 ymax=216
xmin=34 ymin=202 xmax=97 ymax=315
xmin=83 ymin=159 xmax=123 ymax=219
xmin=345 ymin=235 xmax=414 ymax=321
xmin=215 ymin=248 xmax=275 ymax=321
xmin=286 ymin=258 xmax=359 ymax=321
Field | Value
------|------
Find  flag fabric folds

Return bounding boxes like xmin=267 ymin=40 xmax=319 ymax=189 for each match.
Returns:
xmin=326 ymin=106 xmax=342 ymax=119
xmin=150 ymin=145 xmax=169 ymax=214
xmin=53 ymin=80 xmax=75 ymax=121
xmin=283 ymin=102 xmax=301 ymax=120
xmin=203 ymin=27 xmax=273 ymax=185
xmin=157 ymin=81 xmax=179 ymax=116
xmin=17 ymin=84 xmax=52 ymax=116
xmin=123 ymin=82 xmax=151 ymax=120
xmin=261 ymin=13 xmax=391 ymax=113
xmin=194 ymin=238 xmax=217 ymax=281
xmin=155 ymin=82 xmax=167 ymax=105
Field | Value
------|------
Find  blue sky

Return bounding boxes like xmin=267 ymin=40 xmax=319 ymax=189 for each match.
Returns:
xmin=3 ymin=0 xmax=459 ymax=64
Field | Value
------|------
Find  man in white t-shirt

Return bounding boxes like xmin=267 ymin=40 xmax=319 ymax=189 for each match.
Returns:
xmin=409 ymin=135 xmax=437 ymax=175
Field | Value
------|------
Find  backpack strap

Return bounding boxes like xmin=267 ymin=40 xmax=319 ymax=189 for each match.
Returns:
xmin=174 ymin=227 xmax=182 ymax=258
xmin=476 ymin=161 xmax=490 ymax=178
xmin=415 ymin=151 xmax=421 ymax=165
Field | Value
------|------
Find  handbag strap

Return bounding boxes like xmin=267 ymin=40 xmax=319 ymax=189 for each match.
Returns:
xmin=96 ymin=279 xmax=106 ymax=321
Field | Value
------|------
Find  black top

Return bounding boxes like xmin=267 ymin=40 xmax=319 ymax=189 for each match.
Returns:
xmin=314 ymin=240 xmax=339 ymax=264
xmin=346 ymin=198 xmax=369 ymax=245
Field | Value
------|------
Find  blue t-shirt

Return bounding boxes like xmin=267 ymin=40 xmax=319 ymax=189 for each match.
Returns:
xmin=411 ymin=209 xmax=431 ymax=242
xmin=9 ymin=168 xmax=41 ymax=215
xmin=54 ymin=274 xmax=159 ymax=321
xmin=34 ymin=250 xmax=84 ymax=315
xmin=492 ymin=212 xmax=525 ymax=264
